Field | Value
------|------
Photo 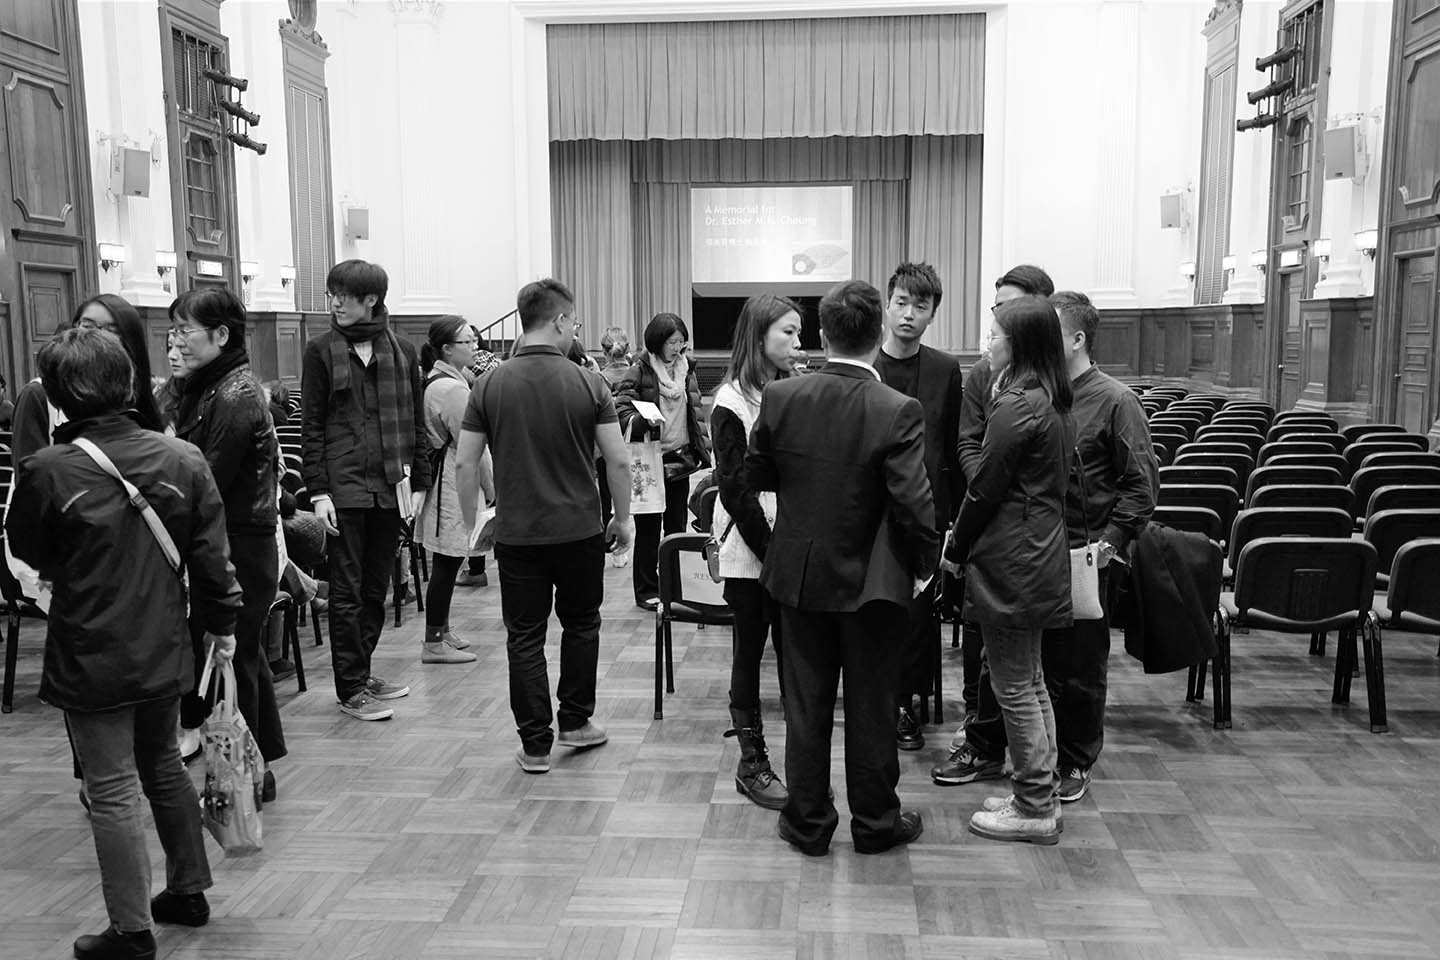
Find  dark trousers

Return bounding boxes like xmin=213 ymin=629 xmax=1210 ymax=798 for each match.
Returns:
xmin=723 ymin=577 xmax=784 ymax=713
xmin=495 ymin=535 xmax=605 ymax=754
xmin=897 ymin=580 xmax=938 ymax=706
xmin=328 ymin=507 xmax=403 ymax=702
xmin=426 ymin=553 xmax=464 ymax=628
xmin=965 ymin=569 xmax=1111 ymax=771
xmin=779 ymin=600 xmax=906 ymax=850
xmin=632 ymin=475 xmax=690 ymax=602
xmin=961 ymin=622 xmax=982 ymax=714
xmin=230 ymin=532 xmax=285 ymax=762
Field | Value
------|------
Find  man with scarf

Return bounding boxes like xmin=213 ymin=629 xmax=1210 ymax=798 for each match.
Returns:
xmin=301 ymin=260 xmax=431 ymax=721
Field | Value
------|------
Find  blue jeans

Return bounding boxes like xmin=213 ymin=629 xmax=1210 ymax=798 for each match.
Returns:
xmin=984 ymin=624 xmax=1058 ymax=817
xmin=67 ymin=697 xmax=212 ymax=933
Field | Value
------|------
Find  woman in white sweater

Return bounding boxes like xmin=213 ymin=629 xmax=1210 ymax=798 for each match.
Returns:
xmin=710 ymin=294 xmax=803 ymax=809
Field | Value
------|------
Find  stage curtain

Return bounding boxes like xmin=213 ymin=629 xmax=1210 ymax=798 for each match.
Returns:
xmin=908 ymin=135 xmax=984 ymax=351
xmin=550 ymin=140 xmax=635 ymax=349
xmin=632 ymin=182 xmax=693 ymax=329
xmin=548 ymin=15 xmax=985 ymax=141
xmin=631 ymin=137 xmax=909 ymax=184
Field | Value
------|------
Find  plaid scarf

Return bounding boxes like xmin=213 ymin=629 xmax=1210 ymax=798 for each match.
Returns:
xmin=329 ymin=314 xmax=415 ymax=486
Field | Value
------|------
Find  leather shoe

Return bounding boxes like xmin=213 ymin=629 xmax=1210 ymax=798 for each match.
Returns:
xmin=896 ymin=707 xmax=925 ymax=751
xmin=854 ymin=811 xmax=924 ymax=854
xmin=73 ymin=926 xmax=156 ymax=959
xmin=151 ymin=889 xmax=210 ymax=927
xmin=776 ymin=816 xmax=829 ymax=857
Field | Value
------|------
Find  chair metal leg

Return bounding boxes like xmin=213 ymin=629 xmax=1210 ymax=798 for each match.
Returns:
xmin=1187 ymin=660 xmax=1207 ymax=702
xmin=1311 ymin=630 xmax=1326 ymax=656
xmin=664 ymin=620 xmax=675 ymax=694
xmin=2 ymin=609 xmax=18 ymax=714
xmin=420 ymin=549 xmax=430 ymax=583
xmin=1214 ymin=617 xmax=1231 ymax=729
xmin=311 ymin=603 xmax=324 ymax=646
xmin=654 ymin=612 xmax=665 ymax=720
xmin=951 ymin=620 xmax=960 ymax=649
xmin=1362 ymin=615 xmax=1388 ymax=734
xmin=287 ymin=602 xmax=307 ymax=694
xmin=932 ymin=635 xmax=944 ymax=725
xmin=1333 ymin=626 xmax=1355 ymax=704
xmin=393 ymin=556 xmax=403 ymax=627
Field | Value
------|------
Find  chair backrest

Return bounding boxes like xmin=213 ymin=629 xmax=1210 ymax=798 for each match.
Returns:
xmin=1258 ymin=439 xmax=1339 ymax=466
xmin=1173 ymin=450 xmax=1254 ymax=485
xmin=1151 ymin=505 xmax=1223 ymax=541
xmin=1362 ymin=509 xmax=1440 ymax=580
xmin=1358 ymin=451 xmax=1440 ymax=472
xmin=1263 ymin=453 xmax=1348 ymax=478
xmin=1151 ymin=416 xmax=1202 ymax=439
xmin=1210 ymin=412 xmax=1270 ymax=431
xmin=1386 ymin=539 xmax=1440 ymax=625
xmin=657 ymin=533 xmax=730 ymax=618
xmin=1152 ymin=441 xmax=1175 ymax=467
xmin=1157 ymin=484 xmax=1238 ymax=539
xmin=1197 ymin=432 xmax=1263 ymax=457
xmin=1196 ymin=423 xmax=1262 ymax=443
xmin=1341 ymin=423 xmax=1407 ymax=444
xmin=1228 ymin=506 xmax=1353 ymax=567
xmin=1231 ymin=537 xmax=1376 ymax=629
xmin=691 ymin=485 xmax=719 ymax=533
xmin=1267 ymin=422 xmax=1335 ymax=443
xmin=1167 ymin=405 xmax=1215 ymax=424
xmin=1223 ymin=400 xmax=1275 ymax=417
xmin=1178 ymin=441 xmax=1255 ymax=461
xmin=1244 ymin=464 xmax=1344 ymax=503
xmin=1273 ymin=411 xmax=1338 ymax=429
xmin=1368 ymin=484 xmax=1440 ymax=517
xmin=1160 ymin=465 xmax=1239 ymax=495
xmin=1345 ymin=439 xmax=1431 ymax=474
xmin=1247 ymin=484 xmax=1354 ymax=513
xmin=1351 ymin=466 xmax=1440 ymax=520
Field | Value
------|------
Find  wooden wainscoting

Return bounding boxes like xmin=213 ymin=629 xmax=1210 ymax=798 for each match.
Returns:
xmin=1101 ymin=303 xmax=1265 ymax=397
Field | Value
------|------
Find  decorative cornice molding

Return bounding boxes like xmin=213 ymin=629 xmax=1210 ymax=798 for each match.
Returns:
xmin=1205 ymin=0 xmax=1242 ymax=29
xmin=392 ymin=0 xmax=442 ymax=23
xmin=278 ymin=18 xmax=329 ymax=54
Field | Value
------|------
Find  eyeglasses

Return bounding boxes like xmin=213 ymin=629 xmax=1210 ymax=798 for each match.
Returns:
xmin=449 ymin=337 xmax=478 ymax=347
xmin=559 ymin=313 xmax=583 ymax=332
xmin=170 ymin=326 xmax=209 ymax=340
xmin=987 ymin=330 xmax=1009 ymax=343
xmin=326 ymin=291 xmax=355 ymax=308
xmin=76 ymin=317 xmax=117 ymax=332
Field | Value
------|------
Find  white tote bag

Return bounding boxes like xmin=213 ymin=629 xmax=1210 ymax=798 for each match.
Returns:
xmin=1069 ymin=445 xmax=1104 ymax=621
xmin=627 ymin=440 xmax=667 ymax=516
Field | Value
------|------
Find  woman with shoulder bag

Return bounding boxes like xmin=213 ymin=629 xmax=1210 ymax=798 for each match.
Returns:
xmin=416 ymin=316 xmax=493 ymax=664
xmin=711 ymin=294 xmax=802 ymax=809
xmin=614 ymin=313 xmax=711 ymax=609
xmin=940 ymin=296 xmax=1073 ymax=846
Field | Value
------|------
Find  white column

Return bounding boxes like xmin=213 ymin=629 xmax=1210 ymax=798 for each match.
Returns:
xmin=392 ymin=0 xmax=457 ymax=313
xmin=1089 ymin=0 xmax=1142 ymax=308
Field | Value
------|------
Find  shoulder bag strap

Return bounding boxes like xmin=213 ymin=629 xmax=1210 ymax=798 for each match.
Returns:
xmin=71 ymin=437 xmax=183 ymax=576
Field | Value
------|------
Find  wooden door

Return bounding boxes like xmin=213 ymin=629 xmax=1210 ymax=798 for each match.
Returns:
xmin=0 ymin=0 xmax=96 ymax=386
xmin=1391 ymin=252 xmax=1438 ymax=433
xmin=1274 ymin=267 xmax=1307 ymax=410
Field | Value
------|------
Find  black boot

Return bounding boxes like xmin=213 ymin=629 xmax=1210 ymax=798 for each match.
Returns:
xmin=725 ymin=706 xmax=788 ymax=810
xmin=151 ymin=889 xmax=210 ymax=927
xmin=897 ymin=703 xmax=925 ymax=751
xmin=73 ymin=926 xmax=157 ymax=960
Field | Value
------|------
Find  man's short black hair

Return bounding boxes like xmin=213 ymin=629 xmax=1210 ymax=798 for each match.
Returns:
xmin=1051 ymin=290 xmax=1101 ymax=359
xmin=326 ymin=260 xmax=389 ymax=310
xmin=39 ymin=328 xmax=134 ymax=421
xmin=819 ymin=280 xmax=884 ymax=355
xmin=516 ymin=278 xmax=575 ymax=332
xmin=995 ymin=264 xmax=1055 ymax=298
xmin=887 ymin=262 xmax=943 ymax=309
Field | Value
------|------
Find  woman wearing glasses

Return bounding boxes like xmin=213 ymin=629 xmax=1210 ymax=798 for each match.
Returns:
xmin=415 ymin=316 xmax=492 ymax=664
xmin=170 ymin=287 xmax=287 ymax=801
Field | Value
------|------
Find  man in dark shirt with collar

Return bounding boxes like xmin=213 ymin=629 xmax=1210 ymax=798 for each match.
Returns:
xmin=873 ymin=262 xmax=963 ymax=753
xmin=456 ymin=279 xmax=634 ymax=774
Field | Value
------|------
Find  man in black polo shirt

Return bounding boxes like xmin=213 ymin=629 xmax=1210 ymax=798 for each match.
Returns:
xmin=456 ymin=279 xmax=634 ymax=774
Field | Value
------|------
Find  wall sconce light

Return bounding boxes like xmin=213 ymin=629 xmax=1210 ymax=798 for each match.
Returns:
xmin=98 ymin=242 xmax=127 ymax=272
xmin=1279 ymin=248 xmax=1303 ymax=269
xmin=156 ymin=250 xmax=177 ymax=292
xmin=196 ymin=260 xmax=224 ymax=278
xmin=240 ymin=260 xmax=261 ymax=283
xmin=1250 ymin=249 xmax=1268 ymax=274
xmin=1222 ymin=254 xmax=1237 ymax=275
xmin=1178 ymin=261 xmax=1197 ymax=281
xmin=279 ymin=264 xmax=296 ymax=289
xmin=1312 ymin=238 xmax=1332 ymax=263
xmin=1355 ymin=228 xmax=1378 ymax=259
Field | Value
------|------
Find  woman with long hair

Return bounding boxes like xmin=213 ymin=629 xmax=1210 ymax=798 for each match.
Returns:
xmin=416 ymin=315 xmax=492 ymax=664
xmin=171 ymin=286 xmax=287 ymax=800
xmin=941 ymin=295 xmax=1073 ymax=845
xmin=614 ymin=313 xmax=711 ymax=608
xmin=711 ymin=294 xmax=801 ymax=809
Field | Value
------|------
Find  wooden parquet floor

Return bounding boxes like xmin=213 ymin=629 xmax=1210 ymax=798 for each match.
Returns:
xmin=4 ymin=563 xmax=1440 ymax=959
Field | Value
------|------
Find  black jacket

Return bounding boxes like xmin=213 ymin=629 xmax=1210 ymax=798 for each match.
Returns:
xmin=300 ymin=331 xmax=430 ymax=509
xmin=1067 ymin=366 xmax=1158 ymax=553
xmin=1118 ymin=522 xmax=1222 ymax=673
xmin=711 ymin=404 xmax=771 ymax=560
xmin=613 ymin=352 xmax=711 ymax=467
xmin=947 ymin=384 xmax=1073 ymax=629
xmin=955 ymin=355 xmax=994 ymax=483
xmin=746 ymin=362 xmax=938 ymax=612
xmin=875 ymin=343 xmax=964 ymax=525
xmin=175 ymin=352 xmax=279 ymax=534
xmin=7 ymin=414 xmax=242 ymax=711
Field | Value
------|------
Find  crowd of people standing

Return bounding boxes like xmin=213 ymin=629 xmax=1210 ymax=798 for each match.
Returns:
xmin=6 ymin=252 xmax=1156 ymax=958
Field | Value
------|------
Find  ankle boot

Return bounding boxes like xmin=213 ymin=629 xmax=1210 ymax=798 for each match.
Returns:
xmin=422 ymin=625 xmax=476 ymax=664
xmin=441 ymin=622 xmax=471 ymax=650
xmin=725 ymin=706 xmax=788 ymax=810
xmin=73 ymin=926 xmax=157 ymax=960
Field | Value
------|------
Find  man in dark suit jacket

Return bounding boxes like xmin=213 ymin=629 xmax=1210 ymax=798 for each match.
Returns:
xmin=746 ymin=280 xmax=940 ymax=857
xmin=874 ymin=262 xmax=964 ymax=752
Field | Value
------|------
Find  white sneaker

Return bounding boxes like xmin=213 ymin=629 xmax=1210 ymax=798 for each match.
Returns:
xmin=969 ymin=801 xmax=1060 ymax=845
xmin=981 ymin=794 xmax=1064 ymax=833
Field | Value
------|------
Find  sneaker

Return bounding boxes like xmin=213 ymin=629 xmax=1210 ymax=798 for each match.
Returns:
xmin=1057 ymin=766 xmax=1092 ymax=804
xmin=636 ymin=597 xmax=660 ymax=611
xmin=949 ymin=711 xmax=979 ymax=750
xmin=442 ymin=631 xmax=471 ymax=650
xmin=151 ymin=889 xmax=210 ymax=927
xmin=556 ymin=720 xmax=608 ymax=749
xmin=454 ymin=570 xmax=484 ymax=587
xmin=339 ymin=690 xmax=394 ymax=721
xmin=896 ymin=706 xmax=925 ymax=751
xmin=982 ymin=794 xmax=1064 ymax=833
xmin=366 ymin=676 xmax=410 ymax=700
xmin=931 ymin=744 xmax=1005 ymax=786
xmin=515 ymin=747 xmax=550 ymax=774
xmin=969 ymin=803 xmax=1060 ymax=845
xmin=421 ymin=641 xmax=477 ymax=664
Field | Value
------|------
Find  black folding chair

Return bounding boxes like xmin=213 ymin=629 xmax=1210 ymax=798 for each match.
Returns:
xmin=1341 ymin=423 xmax=1407 ymax=445
xmin=1160 ymin=465 xmax=1240 ymax=496
xmin=1274 ymin=410 xmax=1338 ymax=428
xmin=1244 ymin=465 xmax=1344 ymax=503
xmin=1267 ymin=422 xmax=1335 ymax=443
xmin=1209 ymin=413 xmax=1270 ymax=433
xmin=268 ymin=592 xmax=307 ymax=692
xmin=1367 ymin=484 xmax=1440 ymax=517
xmin=1370 ymin=539 xmax=1440 ymax=659
xmin=1259 ymin=440 xmax=1338 ymax=466
xmin=1198 ymin=432 xmax=1264 ymax=458
xmin=1223 ymin=506 xmax=1352 ymax=583
xmin=1158 ymin=485 xmax=1238 ymax=546
xmin=1152 ymin=505 xmax=1224 ymax=541
xmin=1345 ymin=439 xmax=1433 ymax=475
xmin=1173 ymin=450 xmax=1254 ymax=487
xmin=1196 ymin=423 xmax=1261 ymax=444
xmin=1262 ymin=452 xmax=1348 ymax=479
xmin=393 ymin=518 xmax=426 ymax=626
xmin=1363 ymin=509 xmax=1440 ymax=589
xmin=1248 ymin=484 xmax=1354 ymax=513
xmin=1357 ymin=451 xmax=1440 ymax=472
xmin=1351 ymin=466 xmax=1440 ymax=523
xmin=654 ymin=533 xmax=733 ymax=719
xmin=1212 ymin=538 xmax=1381 ymax=732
